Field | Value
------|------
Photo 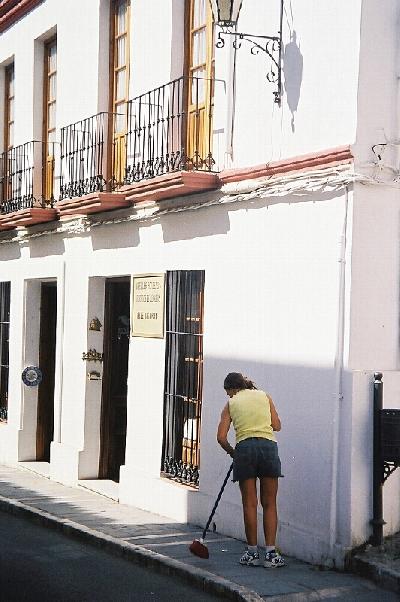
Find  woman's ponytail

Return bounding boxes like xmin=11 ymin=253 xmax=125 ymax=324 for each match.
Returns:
xmin=224 ymin=372 xmax=257 ymax=390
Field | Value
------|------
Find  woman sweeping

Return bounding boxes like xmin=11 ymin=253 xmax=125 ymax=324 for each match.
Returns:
xmin=217 ymin=372 xmax=285 ymax=568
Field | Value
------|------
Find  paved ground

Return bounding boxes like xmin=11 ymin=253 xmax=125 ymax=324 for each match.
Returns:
xmin=0 ymin=463 xmax=397 ymax=601
xmin=0 ymin=512 xmax=221 ymax=601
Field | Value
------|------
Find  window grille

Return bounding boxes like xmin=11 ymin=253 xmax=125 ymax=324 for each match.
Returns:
xmin=0 ymin=282 xmax=10 ymax=422
xmin=161 ymin=270 xmax=205 ymax=487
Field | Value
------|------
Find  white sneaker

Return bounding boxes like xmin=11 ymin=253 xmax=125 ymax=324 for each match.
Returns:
xmin=239 ymin=549 xmax=260 ymax=566
xmin=264 ymin=549 xmax=285 ymax=568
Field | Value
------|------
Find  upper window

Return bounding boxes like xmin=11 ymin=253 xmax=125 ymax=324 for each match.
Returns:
xmin=43 ymin=37 xmax=57 ymax=200
xmin=4 ymin=63 xmax=14 ymax=151
xmin=185 ymin=0 xmax=214 ymax=168
xmin=110 ymin=0 xmax=130 ymax=185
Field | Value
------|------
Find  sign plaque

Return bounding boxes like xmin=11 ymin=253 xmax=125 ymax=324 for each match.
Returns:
xmin=131 ymin=273 xmax=165 ymax=338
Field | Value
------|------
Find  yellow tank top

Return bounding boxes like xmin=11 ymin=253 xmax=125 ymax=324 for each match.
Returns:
xmin=228 ymin=389 xmax=275 ymax=443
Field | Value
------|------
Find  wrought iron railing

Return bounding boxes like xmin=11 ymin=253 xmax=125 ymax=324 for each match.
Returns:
xmin=59 ymin=112 xmax=112 ymax=200
xmin=125 ymin=76 xmax=215 ymax=184
xmin=0 ymin=141 xmax=54 ymax=214
xmin=59 ymin=76 xmax=216 ymax=200
xmin=161 ymin=270 xmax=205 ymax=487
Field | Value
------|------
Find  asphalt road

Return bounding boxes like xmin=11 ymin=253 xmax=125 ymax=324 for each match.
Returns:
xmin=0 ymin=512 xmax=223 ymax=601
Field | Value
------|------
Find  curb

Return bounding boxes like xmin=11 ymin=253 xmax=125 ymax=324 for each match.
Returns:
xmin=0 ymin=494 xmax=263 ymax=602
xmin=350 ymin=553 xmax=400 ymax=595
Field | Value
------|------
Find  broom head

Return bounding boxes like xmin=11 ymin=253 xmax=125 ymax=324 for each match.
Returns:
xmin=189 ymin=538 xmax=209 ymax=559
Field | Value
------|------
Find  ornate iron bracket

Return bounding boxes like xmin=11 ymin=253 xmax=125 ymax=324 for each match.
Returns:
xmin=216 ymin=30 xmax=282 ymax=104
xmin=214 ymin=0 xmax=284 ymax=104
xmin=383 ymin=461 xmax=400 ymax=483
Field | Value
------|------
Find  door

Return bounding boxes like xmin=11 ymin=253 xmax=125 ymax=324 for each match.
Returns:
xmin=110 ymin=0 xmax=130 ymax=186
xmin=36 ymin=282 xmax=57 ymax=462
xmin=99 ymin=279 xmax=130 ymax=481
xmin=185 ymin=0 xmax=214 ymax=167
xmin=43 ymin=38 xmax=57 ymax=201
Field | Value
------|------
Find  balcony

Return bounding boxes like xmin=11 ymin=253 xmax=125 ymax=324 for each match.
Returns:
xmin=0 ymin=76 xmax=222 ymax=230
xmin=0 ymin=140 xmax=57 ymax=230
xmin=56 ymin=76 xmax=220 ymax=216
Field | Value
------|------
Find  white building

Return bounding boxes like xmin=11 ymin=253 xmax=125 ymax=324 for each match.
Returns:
xmin=0 ymin=0 xmax=399 ymax=568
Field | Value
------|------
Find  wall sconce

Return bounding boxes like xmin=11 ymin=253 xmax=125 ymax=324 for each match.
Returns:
xmin=209 ymin=0 xmax=283 ymax=104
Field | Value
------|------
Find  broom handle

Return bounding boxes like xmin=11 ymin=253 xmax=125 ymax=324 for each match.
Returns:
xmin=202 ymin=462 xmax=233 ymax=540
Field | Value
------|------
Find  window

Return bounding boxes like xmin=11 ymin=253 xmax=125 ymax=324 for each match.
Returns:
xmin=161 ymin=271 xmax=205 ymax=487
xmin=4 ymin=62 xmax=14 ymax=152
xmin=110 ymin=0 xmax=130 ymax=185
xmin=0 ymin=282 xmax=10 ymax=422
xmin=43 ymin=37 xmax=57 ymax=201
xmin=185 ymin=0 xmax=214 ymax=167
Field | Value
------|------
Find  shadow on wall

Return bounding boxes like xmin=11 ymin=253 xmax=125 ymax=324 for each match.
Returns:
xmin=283 ymin=30 xmax=303 ymax=133
xmin=29 ymin=234 xmax=66 ymax=258
xmin=0 ymin=241 xmax=21 ymax=261
xmin=91 ymin=221 xmax=141 ymax=251
xmin=201 ymin=358 xmax=357 ymax=538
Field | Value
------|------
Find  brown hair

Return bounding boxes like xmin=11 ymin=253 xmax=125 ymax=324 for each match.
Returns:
xmin=223 ymin=372 xmax=257 ymax=391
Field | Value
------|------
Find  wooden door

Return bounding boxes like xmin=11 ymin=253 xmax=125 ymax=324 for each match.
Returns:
xmin=185 ymin=0 xmax=214 ymax=167
xmin=110 ymin=0 xmax=130 ymax=186
xmin=43 ymin=38 xmax=57 ymax=201
xmin=99 ymin=279 xmax=130 ymax=482
xmin=36 ymin=283 xmax=57 ymax=462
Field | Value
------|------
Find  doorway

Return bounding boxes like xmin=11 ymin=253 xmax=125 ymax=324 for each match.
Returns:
xmin=99 ymin=278 xmax=130 ymax=482
xmin=36 ymin=282 xmax=57 ymax=462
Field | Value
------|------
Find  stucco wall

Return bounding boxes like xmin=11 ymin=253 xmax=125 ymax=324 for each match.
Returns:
xmin=0 ymin=186 xmax=351 ymax=565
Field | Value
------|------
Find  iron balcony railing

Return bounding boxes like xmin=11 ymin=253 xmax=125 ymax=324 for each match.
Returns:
xmin=125 ymin=76 xmax=215 ymax=184
xmin=0 ymin=141 xmax=55 ymax=214
xmin=59 ymin=112 xmax=111 ymax=200
xmin=59 ymin=76 xmax=216 ymax=200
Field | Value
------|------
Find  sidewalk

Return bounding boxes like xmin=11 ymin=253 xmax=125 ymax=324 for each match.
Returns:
xmin=0 ymin=463 xmax=396 ymax=602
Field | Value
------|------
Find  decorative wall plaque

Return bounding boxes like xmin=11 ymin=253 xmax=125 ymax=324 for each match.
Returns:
xmin=89 ymin=317 xmax=102 ymax=331
xmin=82 ymin=349 xmax=103 ymax=362
xmin=88 ymin=371 xmax=101 ymax=380
xmin=22 ymin=366 xmax=43 ymax=387
xmin=131 ymin=273 xmax=165 ymax=338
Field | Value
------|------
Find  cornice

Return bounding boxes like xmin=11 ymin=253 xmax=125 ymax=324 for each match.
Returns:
xmin=0 ymin=0 xmax=43 ymax=33
xmin=219 ymin=145 xmax=354 ymax=185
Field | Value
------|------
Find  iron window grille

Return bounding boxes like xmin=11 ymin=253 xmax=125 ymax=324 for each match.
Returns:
xmin=0 ymin=282 xmax=10 ymax=422
xmin=161 ymin=270 xmax=205 ymax=487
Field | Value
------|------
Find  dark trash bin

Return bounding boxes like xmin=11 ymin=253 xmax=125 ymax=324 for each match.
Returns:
xmin=380 ymin=409 xmax=400 ymax=462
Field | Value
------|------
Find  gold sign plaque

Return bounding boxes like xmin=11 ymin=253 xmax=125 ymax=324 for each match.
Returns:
xmin=131 ymin=273 xmax=165 ymax=338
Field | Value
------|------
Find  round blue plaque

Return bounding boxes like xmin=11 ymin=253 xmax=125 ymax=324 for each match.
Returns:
xmin=22 ymin=366 xmax=43 ymax=387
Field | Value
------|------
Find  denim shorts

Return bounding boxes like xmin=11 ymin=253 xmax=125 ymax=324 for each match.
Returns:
xmin=232 ymin=437 xmax=283 ymax=482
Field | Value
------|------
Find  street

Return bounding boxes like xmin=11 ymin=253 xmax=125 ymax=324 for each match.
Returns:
xmin=0 ymin=512 xmax=222 ymax=601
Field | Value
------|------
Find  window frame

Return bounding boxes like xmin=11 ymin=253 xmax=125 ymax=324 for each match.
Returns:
xmin=4 ymin=62 xmax=14 ymax=152
xmin=161 ymin=270 xmax=205 ymax=488
xmin=42 ymin=36 xmax=57 ymax=201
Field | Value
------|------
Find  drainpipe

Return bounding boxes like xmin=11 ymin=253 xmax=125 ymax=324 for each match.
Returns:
xmin=54 ymin=260 xmax=66 ymax=444
xmin=329 ymin=186 xmax=349 ymax=558
xmin=224 ymin=34 xmax=237 ymax=166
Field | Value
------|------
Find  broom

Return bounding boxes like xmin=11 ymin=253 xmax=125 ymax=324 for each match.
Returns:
xmin=189 ymin=462 xmax=233 ymax=559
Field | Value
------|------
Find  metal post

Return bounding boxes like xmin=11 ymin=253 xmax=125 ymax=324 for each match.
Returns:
xmin=371 ymin=372 xmax=385 ymax=546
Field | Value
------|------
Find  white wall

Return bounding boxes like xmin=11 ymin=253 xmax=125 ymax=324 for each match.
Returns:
xmin=0 ymin=0 xmax=363 ymax=169
xmin=0 ymin=185 xmax=351 ymax=566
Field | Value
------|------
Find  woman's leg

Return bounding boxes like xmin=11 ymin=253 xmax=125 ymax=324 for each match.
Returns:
xmin=259 ymin=477 xmax=278 ymax=546
xmin=239 ymin=478 xmax=258 ymax=546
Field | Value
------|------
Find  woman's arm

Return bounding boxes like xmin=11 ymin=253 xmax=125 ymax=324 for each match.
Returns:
xmin=269 ymin=397 xmax=282 ymax=432
xmin=217 ymin=403 xmax=235 ymax=457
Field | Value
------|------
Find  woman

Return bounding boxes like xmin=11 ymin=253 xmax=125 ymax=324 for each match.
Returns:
xmin=217 ymin=372 xmax=284 ymax=568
